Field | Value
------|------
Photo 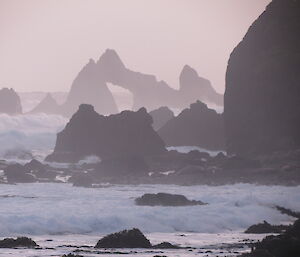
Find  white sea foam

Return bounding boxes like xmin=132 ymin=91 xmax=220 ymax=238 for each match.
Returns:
xmin=167 ymin=146 xmax=224 ymax=156
xmin=0 ymin=113 xmax=67 ymax=159
xmin=0 ymin=183 xmax=299 ymax=236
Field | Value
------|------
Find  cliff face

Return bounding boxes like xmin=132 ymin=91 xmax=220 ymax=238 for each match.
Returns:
xmin=0 ymin=88 xmax=22 ymax=115
xmin=158 ymin=101 xmax=225 ymax=150
xmin=224 ymin=0 xmax=300 ymax=155
xmin=46 ymin=104 xmax=166 ymax=162
xmin=60 ymin=59 xmax=118 ymax=117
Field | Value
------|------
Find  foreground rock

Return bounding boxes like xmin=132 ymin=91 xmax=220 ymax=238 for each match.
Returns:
xmin=224 ymin=0 xmax=300 ymax=156
xmin=239 ymin=218 xmax=300 ymax=257
xmin=95 ymin=228 xmax=151 ymax=248
xmin=0 ymin=237 xmax=38 ymax=248
xmin=95 ymin=228 xmax=179 ymax=249
xmin=0 ymin=88 xmax=22 ymax=114
xmin=245 ymin=221 xmax=288 ymax=234
xmin=46 ymin=104 xmax=166 ymax=162
xmin=158 ymin=101 xmax=225 ymax=150
xmin=135 ymin=192 xmax=205 ymax=206
xmin=4 ymin=164 xmax=37 ymax=183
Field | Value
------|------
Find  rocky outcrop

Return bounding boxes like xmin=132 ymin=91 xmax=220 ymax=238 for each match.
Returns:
xmin=0 ymin=88 xmax=22 ymax=114
xmin=95 ymin=228 xmax=152 ymax=248
xmin=224 ymin=0 xmax=300 ymax=156
xmin=179 ymin=65 xmax=223 ymax=106
xmin=46 ymin=104 xmax=166 ymax=162
xmin=245 ymin=221 xmax=288 ymax=234
xmin=30 ymin=93 xmax=59 ymax=114
xmin=158 ymin=101 xmax=225 ymax=150
xmin=239 ymin=218 xmax=300 ymax=257
xmin=4 ymin=163 xmax=37 ymax=183
xmin=149 ymin=106 xmax=174 ymax=130
xmin=60 ymin=59 xmax=118 ymax=117
xmin=135 ymin=192 xmax=205 ymax=206
xmin=0 ymin=237 xmax=38 ymax=248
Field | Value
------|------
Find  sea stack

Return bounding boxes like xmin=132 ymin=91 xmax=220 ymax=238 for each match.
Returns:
xmin=224 ymin=0 xmax=300 ymax=156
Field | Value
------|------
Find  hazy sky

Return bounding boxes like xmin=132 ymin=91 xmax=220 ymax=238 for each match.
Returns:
xmin=0 ymin=0 xmax=270 ymax=93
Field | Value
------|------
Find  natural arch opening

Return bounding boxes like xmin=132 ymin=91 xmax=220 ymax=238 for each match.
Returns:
xmin=107 ymin=83 xmax=133 ymax=112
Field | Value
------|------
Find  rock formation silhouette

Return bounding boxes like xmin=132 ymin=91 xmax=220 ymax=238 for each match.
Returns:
xmin=46 ymin=104 xmax=166 ymax=162
xmin=158 ymin=100 xmax=225 ymax=150
xmin=224 ymin=0 xmax=300 ymax=155
xmin=149 ymin=106 xmax=174 ymax=130
xmin=0 ymin=88 xmax=22 ymax=115
xmin=29 ymin=93 xmax=59 ymax=114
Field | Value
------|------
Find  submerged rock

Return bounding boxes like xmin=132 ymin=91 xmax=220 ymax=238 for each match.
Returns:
xmin=135 ymin=192 xmax=205 ymax=206
xmin=0 ymin=237 xmax=38 ymax=248
xmin=95 ymin=228 xmax=152 ymax=248
xmin=152 ymin=242 xmax=181 ymax=249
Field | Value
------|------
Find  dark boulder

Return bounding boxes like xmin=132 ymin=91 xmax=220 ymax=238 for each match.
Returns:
xmin=224 ymin=0 xmax=300 ymax=156
xmin=245 ymin=221 xmax=288 ymax=234
xmin=135 ymin=192 xmax=205 ymax=206
xmin=46 ymin=104 xmax=166 ymax=162
xmin=152 ymin=242 xmax=180 ymax=249
xmin=95 ymin=228 xmax=151 ymax=248
xmin=69 ymin=173 xmax=94 ymax=187
xmin=0 ymin=237 xmax=38 ymax=248
xmin=4 ymin=163 xmax=37 ymax=183
xmin=0 ymin=88 xmax=22 ymax=114
xmin=149 ymin=106 xmax=174 ymax=130
xmin=158 ymin=101 xmax=225 ymax=150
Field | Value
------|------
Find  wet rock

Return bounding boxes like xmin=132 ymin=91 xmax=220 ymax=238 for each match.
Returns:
xmin=95 ymin=228 xmax=152 ymax=248
xmin=135 ymin=192 xmax=205 ymax=206
xmin=4 ymin=164 xmax=37 ymax=183
xmin=149 ymin=106 xmax=174 ymax=130
xmin=152 ymin=242 xmax=181 ymax=249
xmin=0 ymin=237 xmax=38 ymax=248
xmin=245 ymin=221 xmax=288 ymax=234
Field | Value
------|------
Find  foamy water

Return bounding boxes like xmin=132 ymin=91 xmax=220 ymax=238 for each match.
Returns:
xmin=0 ymin=183 xmax=298 ymax=257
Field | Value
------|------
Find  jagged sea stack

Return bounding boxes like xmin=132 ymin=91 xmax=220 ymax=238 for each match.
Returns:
xmin=224 ymin=0 xmax=300 ymax=155
xmin=0 ymin=88 xmax=22 ymax=115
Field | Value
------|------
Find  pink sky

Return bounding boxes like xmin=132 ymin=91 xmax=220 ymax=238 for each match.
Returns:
xmin=0 ymin=0 xmax=270 ymax=93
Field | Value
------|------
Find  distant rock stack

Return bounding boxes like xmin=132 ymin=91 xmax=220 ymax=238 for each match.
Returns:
xmin=29 ymin=93 xmax=59 ymax=114
xmin=158 ymin=100 xmax=225 ymax=150
xmin=59 ymin=58 xmax=118 ymax=117
xmin=0 ymin=88 xmax=22 ymax=115
xmin=179 ymin=65 xmax=223 ymax=106
xmin=224 ymin=0 xmax=300 ymax=156
xmin=149 ymin=106 xmax=174 ymax=130
xmin=46 ymin=104 xmax=166 ymax=162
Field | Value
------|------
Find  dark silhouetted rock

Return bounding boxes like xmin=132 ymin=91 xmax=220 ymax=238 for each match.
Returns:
xmin=95 ymin=228 xmax=151 ymax=248
xmin=179 ymin=65 xmax=223 ymax=106
xmin=30 ymin=93 xmax=59 ymax=114
xmin=0 ymin=237 xmax=38 ymax=248
xmin=60 ymin=59 xmax=118 ymax=117
xmin=245 ymin=221 xmax=288 ymax=234
xmin=152 ymin=242 xmax=181 ymax=249
xmin=239 ymin=218 xmax=300 ymax=257
xmin=0 ymin=88 xmax=22 ymax=115
xmin=224 ymin=0 xmax=300 ymax=156
xmin=158 ymin=101 xmax=225 ymax=150
xmin=4 ymin=164 xmax=37 ymax=183
xmin=46 ymin=104 xmax=166 ymax=162
xmin=23 ymin=159 xmax=57 ymax=180
xmin=135 ymin=192 xmax=205 ymax=206
xmin=149 ymin=107 xmax=174 ymax=130
xmin=69 ymin=173 xmax=94 ymax=187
